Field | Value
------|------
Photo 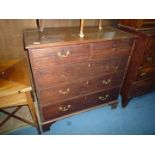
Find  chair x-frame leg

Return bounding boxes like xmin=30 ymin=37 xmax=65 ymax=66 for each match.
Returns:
xmin=0 ymin=105 xmax=35 ymax=127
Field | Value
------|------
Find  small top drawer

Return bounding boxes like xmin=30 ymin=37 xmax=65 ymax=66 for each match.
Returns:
xmin=28 ymin=39 xmax=133 ymax=70
xmin=29 ymin=44 xmax=91 ymax=69
xmin=91 ymin=39 xmax=133 ymax=49
xmin=90 ymin=39 xmax=132 ymax=61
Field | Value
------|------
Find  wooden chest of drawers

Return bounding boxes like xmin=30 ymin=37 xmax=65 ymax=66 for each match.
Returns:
xmin=24 ymin=26 xmax=135 ymax=131
xmin=118 ymin=21 xmax=155 ymax=107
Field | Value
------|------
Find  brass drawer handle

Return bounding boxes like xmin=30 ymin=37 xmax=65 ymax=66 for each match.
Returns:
xmin=61 ymin=74 xmax=68 ymax=80
xmin=57 ymin=50 xmax=70 ymax=58
xmin=140 ymin=72 xmax=147 ymax=77
xmin=86 ymin=81 xmax=89 ymax=85
xmin=139 ymin=66 xmax=143 ymax=70
xmin=1 ymin=71 xmax=5 ymax=75
xmin=113 ymin=65 xmax=119 ymax=71
xmin=102 ymin=79 xmax=111 ymax=85
xmin=59 ymin=105 xmax=71 ymax=111
xmin=98 ymin=94 xmax=110 ymax=101
xmin=113 ymin=47 xmax=116 ymax=51
xmin=146 ymin=56 xmax=153 ymax=62
xmin=88 ymin=63 xmax=91 ymax=68
xmin=59 ymin=88 xmax=70 ymax=95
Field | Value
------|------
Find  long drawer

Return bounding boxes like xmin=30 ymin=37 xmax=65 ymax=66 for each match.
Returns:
xmin=136 ymin=66 xmax=155 ymax=81
xmin=33 ymin=56 xmax=128 ymax=89
xmin=140 ymin=53 xmax=155 ymax=68
xmin=29 ymin=40 xmax=132 ymax=70
xmin=129 ymin=78 xmax=155 ymax=97
xmin=38 ymin=71 xmax=123 ymax=106
xmin=42 ymin=87 xmax=120 ymax=121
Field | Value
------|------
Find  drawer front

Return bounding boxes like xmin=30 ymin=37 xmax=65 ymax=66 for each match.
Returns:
xmin=29 ymin=40 xmax=132 ymax=70
xmin=140 ymin=52 xmax=155 ymax=68
xmin=38 ymin=71 xmax=124 ymax=106
xmin=141 ymin=20 xmax=155 ymax=29
xmin=139 ymin=38 xmax=155 ymax=73
xmin=129 ymin=78 xmax=155 ymax=97
xmin=33 ymin=56 xmax=128 ymax=89
xmin=91 ymin=39 xmax=133 ymax=50
xmin=90 ymin=39 xmax=132 ymax=61
xmin=147 ymin=37 xmax=155 ymax=53
xmin=42 ymin=87 xmax=120 ymax=121
xmin=29 ymin=44 xmax=91 ymax=69
xmin=136 ymin=66 xmax=155 ymax=81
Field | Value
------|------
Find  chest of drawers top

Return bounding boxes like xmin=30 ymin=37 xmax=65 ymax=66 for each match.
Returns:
xmin=24 ymin=26 xmax=136 ymax=49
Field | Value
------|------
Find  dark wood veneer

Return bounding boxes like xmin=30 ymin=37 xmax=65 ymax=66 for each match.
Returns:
xmin=42 ymin=87 xmax=120 ymax=121
xmin=24 ymin=26 xmax=135 ymax=131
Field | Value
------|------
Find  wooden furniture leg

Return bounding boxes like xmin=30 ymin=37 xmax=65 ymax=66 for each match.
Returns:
xmin=111 ymin=102 xmax=118 ymax=109
xmin=0 ymin=108 xmax=35 ymax=126
xmin=121 ymin=94 xmax=131 ymax=108
xmin=0 ymin=106 xmax=21 ymax=127
xmin=42 ymin=122 xmax=56 ymax=132
xmin=26 ymin=92 xmax=41 ymax=134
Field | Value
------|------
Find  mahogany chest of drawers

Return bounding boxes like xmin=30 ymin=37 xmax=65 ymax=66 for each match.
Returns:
xmin=119 ymin=20 xmax=155 ymax=107
xmin=24 ymin=26 xmax=135 ymax=131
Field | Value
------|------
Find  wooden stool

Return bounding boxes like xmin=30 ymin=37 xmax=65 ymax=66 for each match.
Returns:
xmin=0 ymin=59 xmax=41 ymax=134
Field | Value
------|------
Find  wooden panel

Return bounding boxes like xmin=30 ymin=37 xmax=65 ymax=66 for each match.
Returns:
xmin=119 ymin=19 xmax=155 ymax=30
xmin=29 ymin=47 xmax=130 ymax=70
xmin=91 ymin=39 xmax=132 ymax=60
xmin=33 ymin=56 xmax=128 ymax=89
xmin=118 ymin=26 xmax=149 ymax=107
xmin=29 ymin=43 xmax=91 ymax=69
xmin=136 ymin=66 xmax=155 ymax=81
xmin=147 ymin=37 xmax=155 ymax=53
xmin=129 ymin=78 xmax=155 ymax=97
xmin=0 ymin=59 xmax=31 ymax=85
xmin=141 ymin=20 xmax=155 ymax=29
xmin=42 ymin=87 xmax=120 ymax=121
xmin=143 ymin=19 xmax=155 ymax=22
xmin=140 ymin=53 xmax=155 ymax=68
xmin=0 ymin=59 xmax=19 ymax=72
xmin=0 ymin=93 xmax=27 ymax=108
xmin=0 ymin=78 xmax=30 ymax=97
xmin=38 ymin=72 xmax=123 ymax=106
xmin=24 ymin=26 xmax=135 ymax=49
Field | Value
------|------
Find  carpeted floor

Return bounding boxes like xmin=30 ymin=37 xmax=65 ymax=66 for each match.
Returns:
xmin=7 ymin=91 xmax=155 ymax=135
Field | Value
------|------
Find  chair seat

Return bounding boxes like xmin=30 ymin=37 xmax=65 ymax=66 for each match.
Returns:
xmin=0 ymin=78 xmax=32 ymax=98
